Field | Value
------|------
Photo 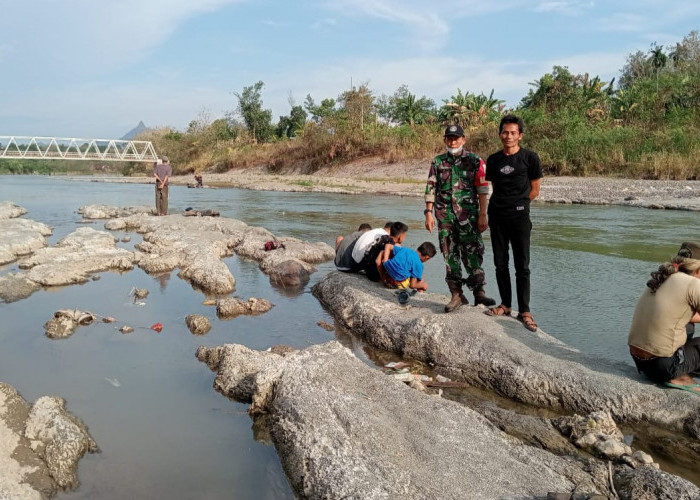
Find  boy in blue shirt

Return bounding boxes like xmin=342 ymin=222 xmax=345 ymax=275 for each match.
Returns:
xmin=378 ymin=242 xmax=436 ymax=292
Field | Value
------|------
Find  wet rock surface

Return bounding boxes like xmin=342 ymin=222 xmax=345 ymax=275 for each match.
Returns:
xmin=0 ymin=226 xmax=134 ymax=302
xmin=185 ymin=314 xmax=211 ymax=335
xmin=216 ymin=297 xmax=274 ymax=319
xmin=78 ymin=204 xmax=154 ymax=219
xmin=20 ymin=227 xmax=135 ymax=286
xmin=0 ymin=210 xmax=52 ymax=265
xmin=0 ymin=200 xmax=28 ymax=219
xmin=0 ymin=382 xmax=98 ymax=499
xmin=88 ymin=208 xmax=333 ymax=295
xmin=311 ymin=272 xmax=700 ymax=438
xmin=196 ymin=341 xmax=700 ymax=499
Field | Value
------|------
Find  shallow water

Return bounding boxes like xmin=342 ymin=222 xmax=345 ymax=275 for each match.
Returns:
xmin=0 ymin=176 xmax=698 ymax=498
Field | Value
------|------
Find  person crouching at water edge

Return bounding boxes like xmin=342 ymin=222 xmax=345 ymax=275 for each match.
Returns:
xmin=377 ymin=242 xmax=436 ymax=292
xmin=628 ymin=254 xmax=700 ymax=394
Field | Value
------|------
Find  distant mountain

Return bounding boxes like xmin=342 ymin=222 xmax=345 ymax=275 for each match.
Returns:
xmin=121 ymin=121 xmax=148 ymax=140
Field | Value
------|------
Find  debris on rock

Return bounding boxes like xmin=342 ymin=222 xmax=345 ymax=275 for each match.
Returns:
xmin=185 ymin=314 xmax=211 ymax=335
xmin=317 ymin=320 xmax=334 ymax=331
xmin=554 ymin=411 xmax=635 ymax=461
xmin=44 ymin=309 xmax=97 ymax=339
xmin=131 ymin=287 xmax=149 ymax=299
xmin=150 ymin=322 xmax=163 ymax=333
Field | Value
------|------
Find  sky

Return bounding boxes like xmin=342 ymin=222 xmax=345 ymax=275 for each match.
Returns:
xmin=1 ymin=0 xmax=699 ymax=139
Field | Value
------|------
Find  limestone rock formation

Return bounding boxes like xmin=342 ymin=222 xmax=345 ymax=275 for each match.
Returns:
xmin=196 ymin=341 xmax=700 ymax=499
xmin=185 ymin=314 xmax=211 ymax=335
xmin=311 ymin=272 xmax=700 ymax=439
xmin=0 ymin=382 xmax=98 ymax=498
xmin=216 ymin=297 xmax=273 ymax=319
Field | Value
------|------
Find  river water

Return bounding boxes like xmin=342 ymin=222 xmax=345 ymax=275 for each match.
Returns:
xmin=0 ymin=176 xmax=698 ymax=498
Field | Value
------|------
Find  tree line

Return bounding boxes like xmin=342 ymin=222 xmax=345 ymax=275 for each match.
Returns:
xmin=120 ymin=30 xmax=700 ymax=179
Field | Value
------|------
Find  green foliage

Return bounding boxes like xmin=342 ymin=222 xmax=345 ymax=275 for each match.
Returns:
xmin=439 ymin=89 xmax=504 ymax=128
xmin=276 ymin=105 xmax=308 ymax=138
xmin=233 ymin=80 xmax=273 ymax=143
xmin=382 ymin=85 xmax=436 ymax=126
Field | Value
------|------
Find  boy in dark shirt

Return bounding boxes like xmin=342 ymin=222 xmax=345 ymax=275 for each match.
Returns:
xmin=485 ymin=115 xmax=543 ymax=332
xmin=364 ymin=221 xmax=408 ymax=282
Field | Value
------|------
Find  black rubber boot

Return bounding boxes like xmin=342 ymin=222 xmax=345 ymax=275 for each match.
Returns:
xmin=473 ymin=287 xmax=496 ymax=307
xmin=445 ymin=282 xmax=465 ymax=313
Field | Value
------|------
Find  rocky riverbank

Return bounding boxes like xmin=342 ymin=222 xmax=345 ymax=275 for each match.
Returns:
xmin=80 ymin=159 xmax=700 ymax=210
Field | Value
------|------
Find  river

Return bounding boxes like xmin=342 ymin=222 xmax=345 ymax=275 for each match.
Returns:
xmin=0 ymin=176 xmax=698 ymax=499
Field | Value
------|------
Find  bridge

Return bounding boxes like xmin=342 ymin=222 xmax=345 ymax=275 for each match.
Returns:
xmin=0 ymin=136 xmax=158 ymax=162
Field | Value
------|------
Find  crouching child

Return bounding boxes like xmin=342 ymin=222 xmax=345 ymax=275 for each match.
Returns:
xmin=378 ymin=241 xmax=436 ymax=291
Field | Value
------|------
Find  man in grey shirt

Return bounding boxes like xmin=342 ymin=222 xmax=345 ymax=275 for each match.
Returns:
xmin=154 ymin=156 xmax=173 ymax=215
xmin=335 ymin=223 xmax=371 ymax=271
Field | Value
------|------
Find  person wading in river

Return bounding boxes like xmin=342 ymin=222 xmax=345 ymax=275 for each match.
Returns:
xmin=424 ymin=124 xmax=495 ymax=313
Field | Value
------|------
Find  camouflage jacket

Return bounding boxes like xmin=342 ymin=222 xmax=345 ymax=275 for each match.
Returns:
xmin=425 ymin=151 xmax=489 ymax=224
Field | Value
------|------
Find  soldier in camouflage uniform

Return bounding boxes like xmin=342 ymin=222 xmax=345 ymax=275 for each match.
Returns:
xmin=424 ymin=124 xmax=496 ymax=312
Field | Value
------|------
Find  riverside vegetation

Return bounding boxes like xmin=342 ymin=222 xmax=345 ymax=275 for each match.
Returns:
xmin=3 ymin=31 xmax=700 ymax=180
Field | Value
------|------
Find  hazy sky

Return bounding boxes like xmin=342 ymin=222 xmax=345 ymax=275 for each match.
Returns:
xmin=1 ymin=0 xmax=698 ymax=138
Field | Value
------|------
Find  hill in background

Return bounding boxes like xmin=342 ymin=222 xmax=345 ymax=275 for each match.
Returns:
xmin=121 ymin=121 xmax=148 ymax=140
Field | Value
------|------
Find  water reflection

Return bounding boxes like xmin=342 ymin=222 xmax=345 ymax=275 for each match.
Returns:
xmin=153 ymin=272 xmax=171 ymax=292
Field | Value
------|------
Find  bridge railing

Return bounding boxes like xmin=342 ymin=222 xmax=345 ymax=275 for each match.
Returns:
xmin=0 ymin=136 xmax=159 ymax=162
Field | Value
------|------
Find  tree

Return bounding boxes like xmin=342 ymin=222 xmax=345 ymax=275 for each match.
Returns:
xmin=389 ymin=85 xmax=435 ymax=126
xmin=304 ymin=95 xmax=338 ymax=125
xmin=439 ymin=89 xmax=503 ymax=127
xmin=276 ymin=105 xmax=308 ymax=138
xmin=233 ymin=81 xmax=273 ymax=143
xmin=337 ymin=83 xmax=375 ymax=130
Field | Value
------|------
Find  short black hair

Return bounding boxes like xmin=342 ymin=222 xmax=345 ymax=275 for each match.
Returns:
xmin=358 ymin=223 xmax=372 ymax=231
xmin=389 ymin=221 xmax=408 ymax=238
xmin=384 ymin=221 xmax=393 ymax=229
xmin=417 ymin=242 xmax=437 ymax=258
xmin=499 ymin=114 xmax=524 ymax=134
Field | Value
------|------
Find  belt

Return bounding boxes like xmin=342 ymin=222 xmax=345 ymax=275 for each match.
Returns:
xmin=629 ymin=345 xmax=657 ymax=361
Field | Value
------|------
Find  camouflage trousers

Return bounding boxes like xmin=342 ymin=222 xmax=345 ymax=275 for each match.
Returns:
xmin=437 ymin=218 xmax=486 ymax=291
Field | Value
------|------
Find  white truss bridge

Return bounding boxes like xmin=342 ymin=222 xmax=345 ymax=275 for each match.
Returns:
xmin=0 ymin=136 xmax=158 ymax=162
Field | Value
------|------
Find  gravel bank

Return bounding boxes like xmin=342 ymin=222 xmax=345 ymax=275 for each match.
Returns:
xmin=81 ymin=158 xmax=700 ymax=210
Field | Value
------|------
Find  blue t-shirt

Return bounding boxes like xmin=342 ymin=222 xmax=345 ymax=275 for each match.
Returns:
xmin=383 ymin=246 xmax=423 ymax=281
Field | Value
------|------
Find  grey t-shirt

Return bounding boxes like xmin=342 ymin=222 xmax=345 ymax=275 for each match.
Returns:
xmin=154 ymin=163 xmax=172 ymax=185
xmin=335 ymin=231 xmax=364 ymax=271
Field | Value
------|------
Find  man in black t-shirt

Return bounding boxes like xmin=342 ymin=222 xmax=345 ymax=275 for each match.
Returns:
xmin=484 ymin=115 xmax=543 ymax=332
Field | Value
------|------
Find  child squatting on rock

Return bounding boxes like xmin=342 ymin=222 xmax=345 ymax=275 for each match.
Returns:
xmin=377 ymin=241 xmax=437 ymax=292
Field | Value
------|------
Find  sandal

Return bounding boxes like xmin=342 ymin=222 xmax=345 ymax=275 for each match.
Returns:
xmin=517 ymin=312 xmax=538 ymax=332
xmin=485 ymin=304 xmax=511 ymax=317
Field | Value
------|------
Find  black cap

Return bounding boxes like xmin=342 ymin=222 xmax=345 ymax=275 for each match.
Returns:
xmin=444 ymin=124 xmax=464 ymax=137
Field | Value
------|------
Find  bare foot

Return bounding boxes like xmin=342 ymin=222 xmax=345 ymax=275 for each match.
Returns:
xmin=668 ymin=374 xmax=700 ymax=392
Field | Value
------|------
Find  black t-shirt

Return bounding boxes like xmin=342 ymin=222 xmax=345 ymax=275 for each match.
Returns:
xmin=485 ymin=148 xmax=542 ymax=217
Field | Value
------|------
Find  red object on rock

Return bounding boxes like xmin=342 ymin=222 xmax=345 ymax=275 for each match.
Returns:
xmin=150 ymin=322 xmax=163 ymax=332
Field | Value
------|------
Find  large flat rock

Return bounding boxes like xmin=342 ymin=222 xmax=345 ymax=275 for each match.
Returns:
xmin=197 ymin=341 xmax=700 ymax=499
xmin=311 ymin=272 xmax=700 ymax=438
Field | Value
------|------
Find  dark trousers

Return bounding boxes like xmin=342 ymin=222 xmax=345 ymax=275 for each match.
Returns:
xmin=632 ymin=337 xmax=700 ymax=383
xmin=489 ymin=212 xmax=532 ymax=312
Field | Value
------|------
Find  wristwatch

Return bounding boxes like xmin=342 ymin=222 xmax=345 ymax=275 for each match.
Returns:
xmin=423 ymin=208 xmax=432 ymax=215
